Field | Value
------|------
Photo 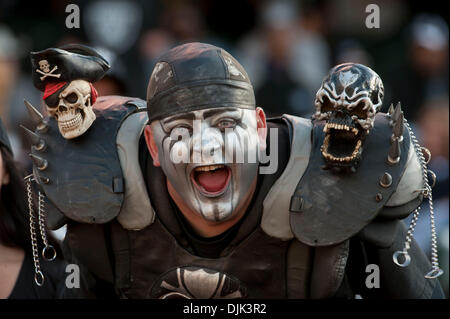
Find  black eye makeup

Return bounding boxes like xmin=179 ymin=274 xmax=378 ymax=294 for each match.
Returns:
xmin=162 ymin=119 xmax=193 ymax=134
xmin=216 ymin=118 xmax=237 ymax=130
xmin=209 ymin=110 xmax=242 ymax=130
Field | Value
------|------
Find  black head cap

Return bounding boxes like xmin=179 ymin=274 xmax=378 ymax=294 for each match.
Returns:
xmin=30 ymin=44 xmax=110 ymax=92
xmin=146 ymin=42 xmax=255 ymax=121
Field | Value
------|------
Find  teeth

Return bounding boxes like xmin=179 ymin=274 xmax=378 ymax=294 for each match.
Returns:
xmin=325 ymin=123 xmax=356 ymax=132
xmin=59 ymin=113 xmax=82 ymax=130
xmin=321 ymin=136 xmax=363 ymax=163
xmin=195 ymin=164 xmax=224 ymax=172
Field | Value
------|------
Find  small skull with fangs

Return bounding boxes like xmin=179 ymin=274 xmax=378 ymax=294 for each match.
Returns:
xmin=46 ymin=80 xmax=96 ymax=139
xmin=313 ymin=63 xmax=384 ymax=171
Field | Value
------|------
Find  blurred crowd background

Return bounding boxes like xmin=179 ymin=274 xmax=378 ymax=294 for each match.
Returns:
xmin=0 ymin=0 xmax=448 ymax=296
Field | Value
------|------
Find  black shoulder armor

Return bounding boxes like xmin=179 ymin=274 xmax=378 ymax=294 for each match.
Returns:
xmin=289 ymin=113 xmax=414 ymax=246
xmin=31 ymin=96 xmax=146 ymax=227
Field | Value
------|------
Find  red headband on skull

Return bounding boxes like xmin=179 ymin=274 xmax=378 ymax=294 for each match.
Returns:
xmin=43 ymin=81 xmax=98 ymax=104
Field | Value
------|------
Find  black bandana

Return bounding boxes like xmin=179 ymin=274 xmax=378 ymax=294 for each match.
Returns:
xmin=146 ymin=42 xmax=255 ymax=122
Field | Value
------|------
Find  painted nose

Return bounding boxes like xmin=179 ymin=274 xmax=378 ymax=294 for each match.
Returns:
xmin=191 ymin=123 xmax=223 ymax=163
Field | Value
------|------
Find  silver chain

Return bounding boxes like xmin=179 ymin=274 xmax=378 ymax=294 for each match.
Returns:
xmin=37 ymin=191 xmax=56 ymax=261
xmin=392 ymin=118 xmax=443 ymax=279
xmin=25 ymin=175 xmax=44 ymax=287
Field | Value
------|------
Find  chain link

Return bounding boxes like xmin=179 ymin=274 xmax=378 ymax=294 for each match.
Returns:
xmin=393 ymin=118 xmax=443 ymax=279
xmin=25 ymin=175 xmax=44 ymax=287
xmin=37 ymin=191 xmax=56 ymax=261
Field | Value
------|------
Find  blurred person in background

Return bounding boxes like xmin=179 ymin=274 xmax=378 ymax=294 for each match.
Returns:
xmin=0 ymin=118 xmax=67 ymax=299
xmin=237 ymin=0 xmax=330 ymax=118
xmin=418 ymin=96 xmax=449 ymax=201
xmin=137 ymin=29 xmax=176 ymax=100
xmin=387 ymin=14 xmax=449 ymax=122
xmin=135 ymin=1 xmax=231 ymax=98
xmin=334 ymin=38 xmax=373 ymax=67
xmin=1 ymin=24 xmax=43 ymax=170
xmin=92 ymin=47 xmax=128 ymax=96
xmin=288 ymin=0 xmax=331 ymax=116
xmin=0 ymin=25 xmax=21 ymax=156
xmin=159 ymin=1 xmax=229 ymax=49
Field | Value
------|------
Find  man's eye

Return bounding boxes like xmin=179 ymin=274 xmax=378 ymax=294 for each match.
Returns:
xmin=217 ymin=119 xmax=236 ymax=130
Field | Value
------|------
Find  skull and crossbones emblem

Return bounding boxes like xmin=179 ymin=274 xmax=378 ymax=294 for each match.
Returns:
xmin=36 ymin=60 xmax=61 ymax=81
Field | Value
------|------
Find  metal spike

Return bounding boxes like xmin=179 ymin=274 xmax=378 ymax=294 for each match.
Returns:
xmin=388 ymin=103 xmax=394 ymax=115
xmin=379 ymin=172 xmax=393 ymax=188
xmin=392 ymin=112 xmax=404 ymax=141
xmin=20 ymin=125 xmax=46 ymax=151
xmin=20 ymin=125 xmax=40 ymax=145
xmin=387 ymin=139 xmax=401 ymax=165
xmin=392 ymin=102 xmax=402 ymax=123
xmin=24 ymin=100 xmax=48 ymax=133
xmin=29 ymin=153 xmax=48 ymax=171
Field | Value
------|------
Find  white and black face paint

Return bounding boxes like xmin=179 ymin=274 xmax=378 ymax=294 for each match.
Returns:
xmin=150 ymin=107 xmax=260 ymax=222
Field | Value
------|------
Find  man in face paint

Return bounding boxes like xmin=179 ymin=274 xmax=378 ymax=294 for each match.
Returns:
xmin=144 ymin=43 xmax=268 ymax=237
xmin=26 ymin=42 xmax=444 ymax=299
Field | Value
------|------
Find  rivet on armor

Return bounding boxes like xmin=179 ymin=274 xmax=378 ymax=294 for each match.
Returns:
xmin=29 ymin=153 xmax=48 ymax=171
xmin=39 ymin=175 xmax=50 ymax=184
xmin=289 ymin=194 xmax=304 ymax=213
xmin=376 ymin=193 xmax=383 ymax=202
xmin=379 ymin=172 xmax=392 ymax=188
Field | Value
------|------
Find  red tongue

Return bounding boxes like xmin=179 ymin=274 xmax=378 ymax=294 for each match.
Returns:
xmin=195 ymin=168 xmax=229 ymax=192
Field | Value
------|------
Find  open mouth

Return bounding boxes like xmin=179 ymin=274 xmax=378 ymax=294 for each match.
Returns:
xmin=191 ymin=164 xmax=231 ymax=197
xmin=321 ymin=122 xmax=363 ymax=164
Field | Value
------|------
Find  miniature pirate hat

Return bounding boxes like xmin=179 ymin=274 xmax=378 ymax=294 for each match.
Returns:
xmin=30 ymin=44 xmax=110 ymax=92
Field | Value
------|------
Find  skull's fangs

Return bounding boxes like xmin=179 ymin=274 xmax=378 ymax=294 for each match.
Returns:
xmin=313 ymin=63 xmax=384 ymax=170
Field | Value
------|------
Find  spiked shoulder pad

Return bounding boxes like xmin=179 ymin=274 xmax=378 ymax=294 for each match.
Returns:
xmin=289 ymin=112 xmax=414 ymax=246
xmin=27 ymin=96 xmax=145 ymax=228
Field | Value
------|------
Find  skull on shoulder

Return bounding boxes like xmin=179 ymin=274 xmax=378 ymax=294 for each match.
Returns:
xmin=46 ymin=79 xmax=96 ymax=139
xmin=313 ymin=63 xmax=384 ymax=171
